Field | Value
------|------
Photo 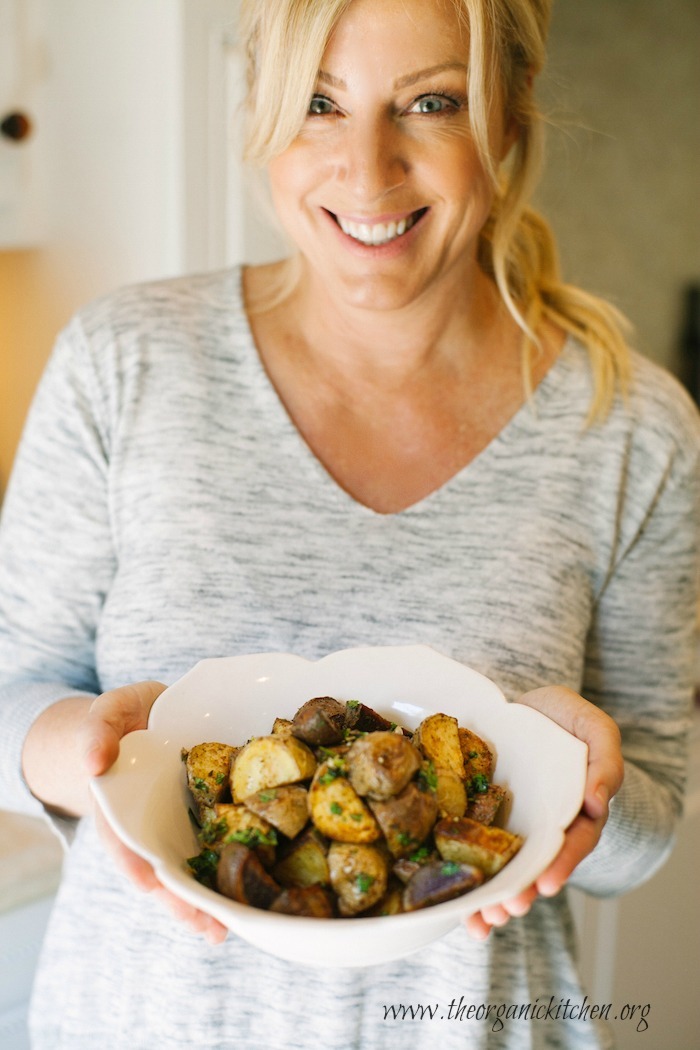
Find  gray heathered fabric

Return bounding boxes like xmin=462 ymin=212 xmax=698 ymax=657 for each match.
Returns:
xmin=0 ymin=266 xmax=698 ymax=1049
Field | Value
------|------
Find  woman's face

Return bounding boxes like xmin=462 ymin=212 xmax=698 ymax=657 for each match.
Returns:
xmin=267 ymin=0 xmax=514 ymax=313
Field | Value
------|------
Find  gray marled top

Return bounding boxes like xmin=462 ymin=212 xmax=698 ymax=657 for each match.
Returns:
xmin=0 ymin=267 xmax=698 ymax=1049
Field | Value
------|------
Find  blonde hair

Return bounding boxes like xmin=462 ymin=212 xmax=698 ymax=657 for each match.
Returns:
xmin=239 ymin=0 xmax=631 ymax=421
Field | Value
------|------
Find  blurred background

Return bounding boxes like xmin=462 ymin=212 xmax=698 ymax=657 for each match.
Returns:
xmin=0 ymin=1 xmax=699 ymax=1048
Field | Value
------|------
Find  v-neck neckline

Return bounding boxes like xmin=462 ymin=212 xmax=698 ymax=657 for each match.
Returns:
xmin=232 ymin=267 xmax=576 ymax=519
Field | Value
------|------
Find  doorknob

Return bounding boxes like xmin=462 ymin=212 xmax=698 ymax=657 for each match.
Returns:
xmin=1 ymin=112 xmax=33 ymax=142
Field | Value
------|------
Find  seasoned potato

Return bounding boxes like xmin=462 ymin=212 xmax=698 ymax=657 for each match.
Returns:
xmin=291 ymin=696 xmax=346 ymax=747
xmin=201 ymin=803 xmax=277 ymax=867
xmin=231 ymin=735 xmax=317 ymax=803
xmin=273 ymin=826 xmax=330 ymax=888
xmin=433 ymin=768 xmax=468 ymax=818
xmin=403 ymin=858 xmax=484 ymax=911
xmin=242 ymin=784 xmax=309 ymax=840
xmin=369 ymin=781 xmax=439 ymax=858
xmin=345 ymin=731 xmax=422 ymax=801
xmin=328 ymin=842 xmax=389 ymax=916
xmin=365 ymin=876 xmax=406 ymax=916
xmin=434 ymin=816 xmax=523 ymax=876
xmin=413 ymin=713 xmax=465 ymax=780
xmin=269 ymin=885 xmax=335 ymax=917
xmin=466 ymin=783 xmax=507 ymax=825
xmin=182 ymin=741 xmax=236 ymax=816
xmin=308 ymin=762 xmax=381 ymax=843
xmin=392 ymin=847 xmax=437 ymax=884
xmin=216 ymin=842 xmax=280 ymax=908
xmin=343 ymin=700 xmax=395 ymax=735
xmin=458 ymin=727 xmax=494 ymax=782
xmin=271 ymin=717 xmax=294 ymax=737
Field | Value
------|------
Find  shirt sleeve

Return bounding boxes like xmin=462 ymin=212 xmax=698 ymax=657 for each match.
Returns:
xmin=571 ymin=391 xmax=700 ymax=897
xmin=0 ymin=316 xmax=113 ymax=818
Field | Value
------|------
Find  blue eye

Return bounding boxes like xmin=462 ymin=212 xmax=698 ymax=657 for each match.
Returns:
xmin=410 ymin=94 xmax=460 ymax=115
xmin=308 ymin=94 xmax=335 ymax=116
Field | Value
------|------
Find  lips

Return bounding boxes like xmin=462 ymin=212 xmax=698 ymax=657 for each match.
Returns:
xmin=328 ymin=207 xmax=428 ymax=247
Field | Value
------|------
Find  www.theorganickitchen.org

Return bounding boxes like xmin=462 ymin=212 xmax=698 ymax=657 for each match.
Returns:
xmin=382 ymin=995 xmax=651 ymax=1033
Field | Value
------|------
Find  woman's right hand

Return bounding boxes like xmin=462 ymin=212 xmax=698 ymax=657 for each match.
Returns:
xmin=84 ymin=682 xmax=229 ymax=944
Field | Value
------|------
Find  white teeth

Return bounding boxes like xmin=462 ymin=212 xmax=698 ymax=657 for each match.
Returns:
xmin=336 ymin=212 xmax=420 ymax=245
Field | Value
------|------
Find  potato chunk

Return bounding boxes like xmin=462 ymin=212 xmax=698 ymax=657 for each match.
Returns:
xmin=458 ymin=727 xmax=494 ymax=781
xmin=434 ymin=769 xmax=467 ymax=818
xmin=403 ymin=858 xmax=484 ymax=911
xmin=216 ymin=842 xmax=280 ymax=909
xmin=200 ymin=803 xmax=277 ymax=867
xmin=182 ymin=741 xmax=236 ymax=815
xmin=466 ymin=783 xmax=507 ymax=825
xmin=273 ymin=827 xmax=330 ymax=888
xmin=328 ymin=842 xmax=389 ymax=916
xmin=434 ymin=816 xmax=523 ymax=876
xmin=368 ymin=781 xmax=438 ymax=858
xmin=345 ymin=731 xmax=422 ymax=801
xmin=242 ymin=784 xmax=310 ymax=840
xmin=308 ymin=762 xmax=381 ymax=843
xmin=291 ymin=696 xmax=346 ymax=747
xmin=269 ymin=885 xmax=335 ymax=917
xmin=231 ymin=735 xmax=317 ymax=803
xmin=413 ymin=713 xmax=465 ymax=779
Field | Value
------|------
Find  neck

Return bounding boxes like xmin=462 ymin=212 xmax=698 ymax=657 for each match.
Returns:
xmin=282 ymin=256 xmax=512 ymax=391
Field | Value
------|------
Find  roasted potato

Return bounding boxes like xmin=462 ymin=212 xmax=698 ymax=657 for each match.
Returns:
xmin=403 ymin=858 xmax=484 ymax=911
xmin=434 ymin=816 xmax=523 ymax=876
xmin=271 ymin=717 xmax=294 ymax=737
xmin=291 ymin=696 xmax=347 ymax=747
xmin=269 ymin=885 xmax=335 ymax=917
xmin=200 ymin=803 xmax=277 ymax=867
xmin=231 ymin=734 xmax=317 ymax=803
xmin=216 ymin=842 xmax=281 ymax=909
xmin=465 ymin=783 xmax=507 ymax=825
xmin=308 ymin=761 xmax=381 ymax=843
xmin=413 ymin=713 xmax=465 ymax=780
xmin=369 ymin=781 xmax=438 ymax=858
xmin=433 ymin=768 xmax=468 ymax=818
xmin=242 ymin=784 xmax=310 ymax=840
xmin=343 ymin=700 xmax=395 ymax=734
xmin=345 ymin=731 xmax=422 ymax=801
xmin=328 ymin=842 xmax=389 ymax=916
xmin=182 ymin=741 xmax=236 ymax=816
xmin=273 ymin=826 xmax=330 ymax=888
xmin=458 ymin=727 xmax=494 ymax=782
xmin=365 ymin=876 xmax=406 ymax=916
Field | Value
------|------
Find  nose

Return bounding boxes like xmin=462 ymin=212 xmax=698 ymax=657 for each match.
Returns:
xmin=333 ymin=114 xmax=408 ymax=203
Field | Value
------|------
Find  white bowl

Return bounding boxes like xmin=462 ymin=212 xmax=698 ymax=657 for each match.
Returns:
xmin=91 ymin=645 xmax=586 ymax=968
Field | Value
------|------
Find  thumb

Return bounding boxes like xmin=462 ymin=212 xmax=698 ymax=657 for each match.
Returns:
xmin=83 ymin=680 xmax=167 ymax=776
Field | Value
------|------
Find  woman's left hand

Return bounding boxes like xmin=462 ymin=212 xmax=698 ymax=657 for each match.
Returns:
xmin=464 ymin=686 xmax=624 ymax=940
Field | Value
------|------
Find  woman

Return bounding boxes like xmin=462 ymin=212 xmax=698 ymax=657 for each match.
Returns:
xmin=1 ymin=0 xmax=698 ymax=1047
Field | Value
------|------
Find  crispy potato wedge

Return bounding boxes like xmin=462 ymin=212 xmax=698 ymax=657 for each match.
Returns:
xmin=345 ymin=731 xmax=422 ymax=801
xmin=231 ymin=734 xmax=317 ymax=803
xmin=413 ymin=713 xmax=465 ymax=780
xmin=242 ymin=784 xmax=309 ymax=840
xmin=434 ymin=816 xmax=523 ymax=876
xmin=368 ymin=781 xmax=439 ymax=858
xmin=269 ymin=885 xmax=335 ymax=917
xmin=291 ymin=696 xmax=346 ymax=747
xmin=466 ymin=783 xmax=507 ymax=825
xmin=182 ymin=741 xmax=236 ymax=815
xmin=308 ymin=762 xmax=381 ymax=843
xmin=273 ymin=826 xmax=330 ymax=888
xmin=434 ymin=768 xmax=468 ymax=818
xmin=403 ymin=858 xmax=484 ymax=911
xmin=458 ymin=727 xmax=494 ymax=781
xmin=328 ymin=842 xmax=389 ymax=916
xmin=216 ymin=842 xmax=280 ymax=909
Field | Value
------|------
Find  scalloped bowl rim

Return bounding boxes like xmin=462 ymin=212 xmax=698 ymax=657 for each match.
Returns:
xmin=91 ymin=645 xmax=587 ymax=968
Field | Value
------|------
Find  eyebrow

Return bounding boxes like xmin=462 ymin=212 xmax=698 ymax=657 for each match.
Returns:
xmin=317 ymin=62 xmax=468 ymax=92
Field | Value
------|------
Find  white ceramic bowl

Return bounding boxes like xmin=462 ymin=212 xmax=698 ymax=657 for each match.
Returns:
xmin=92 ymin=645 xmax=586 ymax=968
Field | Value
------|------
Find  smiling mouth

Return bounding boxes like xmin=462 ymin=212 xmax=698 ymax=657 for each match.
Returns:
xmin=329 ymin=207 xmax=428 ymax=247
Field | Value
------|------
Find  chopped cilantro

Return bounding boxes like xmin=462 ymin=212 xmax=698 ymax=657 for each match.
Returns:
xmin=257 ymin=790 xmax=278 ymax=802
xmin=187 ymin=849 xmax=219 ymax=886
xmin=396 ymin=831 xmax=415 ymax=847
xmin=198 ymin=818 xmax=228 ymax=845
xmin=193 ymin=777 xmax=209 ymax=792
xmin=417 ymin=760 xmax=438 ymax=793
xmin=330 ymin=801 xmax=343 ymax=816
xmin=346 ymin=700 xmax=360 ymax=709
xmin=468 ymin=773 xmax=490 ymax=797
xmin=226 ymin=827 xmax=278 ymax=849
xmin=441 ymin=861 xmax=461 ymax=877
xmin=355 ymin=872 xmax=375 ymax=894
xmin=214 ymin=772 xmax=226 ymax=785
xmin=408 ymin=845 xmax=431 ymax=863
xmin=349 ymin=812 xmax=364 ymax=822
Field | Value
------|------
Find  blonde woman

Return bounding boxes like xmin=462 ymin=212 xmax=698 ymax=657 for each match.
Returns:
xmin=1 ymin=1 xmax=698 ymax=1048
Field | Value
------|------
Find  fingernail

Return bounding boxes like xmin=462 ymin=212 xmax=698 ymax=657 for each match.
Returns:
xmin=84 ymin=741 xmax=102 ymax=774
